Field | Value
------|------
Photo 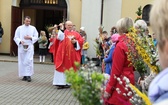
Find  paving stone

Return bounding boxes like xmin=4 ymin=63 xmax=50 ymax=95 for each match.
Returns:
xmin=0 ymin=55 xmax=102 ymax=105
xmin=0 ymin=61 xmax=79 ymax=105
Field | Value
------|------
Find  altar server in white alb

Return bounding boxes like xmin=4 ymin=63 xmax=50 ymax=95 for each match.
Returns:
xmin=14 ymin=16 xmax=38 ymax=82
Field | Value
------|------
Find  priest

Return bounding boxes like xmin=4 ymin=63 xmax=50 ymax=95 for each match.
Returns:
xmin=53 ymin=21 xmax=84 ymax=89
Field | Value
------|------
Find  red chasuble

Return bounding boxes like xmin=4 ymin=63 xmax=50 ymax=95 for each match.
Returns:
xmin=53 ymin=30 xmax=84 ymax=72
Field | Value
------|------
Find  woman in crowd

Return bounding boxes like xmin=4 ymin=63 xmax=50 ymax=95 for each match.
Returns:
xmin=81 ymin=36 xmax=89 ymax=66
xmin=134 ymin=19 xmax=158 ymax=93
xmin=148 ymin=0 xmax=168 ymax=104
xmin=104 ymin=17 xmax=135 ymax=105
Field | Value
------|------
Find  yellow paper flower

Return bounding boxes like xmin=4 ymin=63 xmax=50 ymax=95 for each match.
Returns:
xmin=125 ymin=27 xmax=160 ymax=76
xmin=130 ymin=84 xmax=152 ymax=105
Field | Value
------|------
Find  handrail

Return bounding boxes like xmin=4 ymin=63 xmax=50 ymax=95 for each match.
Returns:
xmin=20 ymin=0 xmax=59 ymax=5
xmin=20 ymin=0 xmax=67 ymax=8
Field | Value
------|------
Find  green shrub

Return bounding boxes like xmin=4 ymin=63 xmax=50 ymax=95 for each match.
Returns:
xmin=65 ymin=62 xmax=104 ymax=105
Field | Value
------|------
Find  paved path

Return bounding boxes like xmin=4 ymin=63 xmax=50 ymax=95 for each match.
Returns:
xmin=0 ymin=54 xmax=53 ymax=64
xmin=0 ymin=55 xmax=79 ymax=105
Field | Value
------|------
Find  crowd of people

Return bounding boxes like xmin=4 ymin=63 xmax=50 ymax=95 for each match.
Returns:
xmin=13 ymin=17 xmax=88 ymax=87
xmin=12 ymin=0 xmax=168 ymax=104
xmin=94 ymin=18 xmax=160 ymax=104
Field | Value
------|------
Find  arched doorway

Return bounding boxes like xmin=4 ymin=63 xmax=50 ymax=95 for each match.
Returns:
xmin=11 ymin=0 xmax=68 ymax=56
xmin=142 ymin=4 xmax=152 ymax=25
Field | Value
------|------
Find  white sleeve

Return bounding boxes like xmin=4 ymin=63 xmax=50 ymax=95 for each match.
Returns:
xmin=13 ymin=27 xmax=21 ymax=46
xmin=57 ymin=30 xmax=65 ymax=41
xmin=31 ymin=27 xmax=39 ymax=44
xmin=75 ymin=41 xmax=80 ymax=51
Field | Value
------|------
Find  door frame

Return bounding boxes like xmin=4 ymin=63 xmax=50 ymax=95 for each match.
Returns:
xmin=10 ymin=6 xmax=22 ymax=56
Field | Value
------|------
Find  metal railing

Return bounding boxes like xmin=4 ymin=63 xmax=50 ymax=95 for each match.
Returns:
xmin=45 ymin=0 xmax=58 ymax=4
xmin=20 ymin=0 xmax=67 ymax=7
xmin=29 ymin=0 xmax=58 ymax=4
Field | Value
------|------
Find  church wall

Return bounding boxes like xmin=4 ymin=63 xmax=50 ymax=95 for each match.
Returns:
xmin=121 ymin=0 xmax=153 ymax=20
xmin=81 ymin=0 xmax=102 ymax=58
xmin=0 ymin=0 xmax=12 ymax=54
xmin=68 ymin=0 xmax=82 ymax=31
xmin=0 ymin=0 xmax=155 ymax=55
xmin=121 ymin=0 xmax=154 ymax=34
xmin=103 ymin=0 xmax=122 ymax=35
xmin=81 ymin=0 xmax=122 ymax=58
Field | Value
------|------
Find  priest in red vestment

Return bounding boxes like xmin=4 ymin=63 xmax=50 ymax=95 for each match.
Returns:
xmin=53 ymin=21 xmax=84 ymax=89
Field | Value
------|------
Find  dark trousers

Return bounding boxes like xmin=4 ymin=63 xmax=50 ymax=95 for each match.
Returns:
xmin=50 ymin=53 xmax=53 ymax=62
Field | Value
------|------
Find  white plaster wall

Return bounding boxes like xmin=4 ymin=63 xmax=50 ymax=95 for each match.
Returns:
xmin=12 ymin=0 xmax=20 ymax=6
xmin=65 ymin=0 xmax=70 ymax=20
xmin=103 ymin=0 xmax=122 ymax=34
xmin=81 ymin=0 xmax=102 ymax=58
xmin=12 ymin=0 xmax=17 ymax=6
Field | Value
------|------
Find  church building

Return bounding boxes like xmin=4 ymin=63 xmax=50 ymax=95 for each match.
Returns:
xmin=0 ymin=0 xmax=153 ymax=57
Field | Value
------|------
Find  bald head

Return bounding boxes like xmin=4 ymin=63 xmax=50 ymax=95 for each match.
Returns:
xmin=66 ymin=21 xmax=72 ymax=25
xmin=65 ymin=21 xmax=73 ymax=30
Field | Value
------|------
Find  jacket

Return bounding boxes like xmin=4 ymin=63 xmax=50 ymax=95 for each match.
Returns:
xmin=148 ymin=68 xmax=168 ymax=104
xmin=105 ymin=34 xmax=135 ymax=105
xmin=104 ymin=45 xmax=115 ymax=75
xmin=38 ymin=36 xmax=48 ymax=49
xmin=83 ymin=41 xmax=89 ymax=50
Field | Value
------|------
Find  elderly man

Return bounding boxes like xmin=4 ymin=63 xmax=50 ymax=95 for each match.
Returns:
xmin=53 ymin=21 xmax=84 ymax=89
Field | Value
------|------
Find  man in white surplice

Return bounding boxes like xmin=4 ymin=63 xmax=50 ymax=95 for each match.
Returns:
xmin=14 ymin=16 xmax=38 ymax=82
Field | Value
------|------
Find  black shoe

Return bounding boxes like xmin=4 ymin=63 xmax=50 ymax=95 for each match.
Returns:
xmin=27 ymin=76 xmax=31 ymax=82
xmin=22 ymin=76 xmax=27 ymax=81
xmin=64 ymin=84 xmax=71 ymax=88
xmin=57 ymin=85 xmax=70 ymax=89
xmin=57 ymin=86 xmax=65 ymax=89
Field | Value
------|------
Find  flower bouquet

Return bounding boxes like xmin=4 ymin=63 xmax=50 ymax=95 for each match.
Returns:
xmin=125 ymin=27 xmax=160 ymax=79
xmin=41 ymin=36 xmax=47 ymax=43
xmin=65 ymin=61 xmax=104 ymax=105
xmin=45 ymin=24 xmax=54 ymax=33
xmin=113 ymin=75 xmax=152 ymax=105
xmin=135 ymin=6 xmax=142 ymax=22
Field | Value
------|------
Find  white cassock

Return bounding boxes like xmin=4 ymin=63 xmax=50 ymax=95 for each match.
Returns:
xmin=14 ymin=24 xmax=38 ymax=77
xmin=52 ymin=30 xmax=80 ymax=85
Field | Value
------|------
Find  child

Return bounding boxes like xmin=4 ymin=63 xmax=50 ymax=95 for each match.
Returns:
xmin=48 ymin=30 xmax=56 ymax=62
xmin=103 ymin=34 xmax=120 ymax=75
xmin=38 ymin=31 xmax=48 ymax=63
xmin=82 ymin=36 xmax=89 ymax=66
xmin=148 ymin=0 xmax=168 ymax=104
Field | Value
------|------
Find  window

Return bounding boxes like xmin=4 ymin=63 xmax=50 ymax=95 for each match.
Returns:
xmin=142 ymin=4 xmax=152 ymax=25
xmin=44 ymin=0 xmax=58 ymax=4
